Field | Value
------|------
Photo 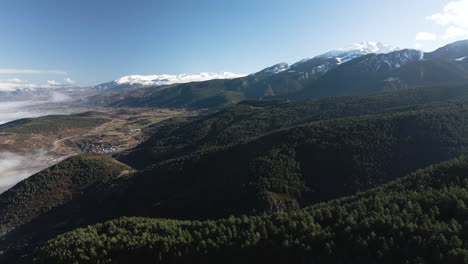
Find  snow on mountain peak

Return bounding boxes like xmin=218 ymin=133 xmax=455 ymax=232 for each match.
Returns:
xmin=318 ymin=41 xmax=400 ymax=64
xmin=114 ymin=72 xmax=246 ymax=87
xmin=294 ymin=41 xmax=401 ymax=67
xmin=258 ymin=63 xmax=290 ymax=75
xmin=339 ymin=41 xmax=400 ymax=54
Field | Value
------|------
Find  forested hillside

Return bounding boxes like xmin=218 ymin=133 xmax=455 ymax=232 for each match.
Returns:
xmin=0 ymin=154 xmax=133 ymax=235
xmin=28 ymin=156 xmax=468 ymax=264
xmin=6 ymin=99 xmax=468 ymax=243
xmin=0 ymin=112 xmax=110 ymax=134
xmin=107 ymin=105 xmax=468 ymax=220
xmin=117 ymin=84 xmax=468 ymax=169
xmin=5 ymin=3 xmax=468 ymax=263
xmin=3 ymin=83 xmax=468 ymax=263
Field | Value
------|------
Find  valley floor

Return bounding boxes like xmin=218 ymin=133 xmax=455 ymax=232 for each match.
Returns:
xmin=0 ymin=107 xmax=197 ymax=193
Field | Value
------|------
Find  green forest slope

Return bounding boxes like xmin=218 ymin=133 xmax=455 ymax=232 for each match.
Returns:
xmin=29 ymin=156 xmax=468 ymax=264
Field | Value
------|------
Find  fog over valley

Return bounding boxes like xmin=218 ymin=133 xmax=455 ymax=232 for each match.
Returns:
xmin=0 ymin=92 xmax=74 ymax=124
xmin=0 ymin=92 xmax=93 ymax=193
xmin=0 ymin=151 xmax=62 ymax=193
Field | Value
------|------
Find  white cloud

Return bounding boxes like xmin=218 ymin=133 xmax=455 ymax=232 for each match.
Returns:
xmin=414 ymin=43 xmax=424 ymax=49
xmin=0 ymin=83 xmax=50 ymax=92
xmin=0 ymin=80 xmax=76 ymax=92
xmin=442 ymin=26 xmax=468 ymax=39
xmin=0 ymin=69 xmax=67 ymax=74
xmin=0 ymin=78 xmax=75 ymax=91
xmin=0 ymin=69 xmax=71 ymax=91
xmin=415 ymin=32 xmax=438 ymax=41
xmin=427 ymin=0 xmax=468 ymax=28
xmin=0 ymin=82 xmax=60 ymax=92
xmin=64 ymin=77 xmax=75 ymax=85
xmin=47 ymin=80 xmax=62 ymax=86
xmin=424 ymin=0 xmax=468 ymax=40
xmin=0 ymin=78 xmax=26 ymax=83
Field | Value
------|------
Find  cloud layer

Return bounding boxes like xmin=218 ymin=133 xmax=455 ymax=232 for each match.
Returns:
xmin=415 ymin=0 xmax=468 ymax=48
xmin=0 ymin=78 xmax=76 ymax=92
xmin=0 ymin=67 xmax=74 ymax=91
xmin=0 ymin=151 xmax=49 ymax=193
xmin=427 ymin=0 xmax=468 ymax=29
xmin=0 ymin=92 xmax=73 ymax=124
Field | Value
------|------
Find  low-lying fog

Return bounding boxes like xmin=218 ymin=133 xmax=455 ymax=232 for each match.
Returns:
xmin=0 ymin=92 xmax=73 ymax=124
xmin=0 ymin=151 xmax=64 ymax=193
xmin=0 ymin=92 xmax=88 ymax=193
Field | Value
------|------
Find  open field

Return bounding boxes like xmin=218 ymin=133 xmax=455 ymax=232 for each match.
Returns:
xmin=0 ymin=108 xmax=198 ymax=192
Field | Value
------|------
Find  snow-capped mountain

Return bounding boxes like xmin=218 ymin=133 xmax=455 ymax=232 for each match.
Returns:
xmin=299 ymin=41 xmax=400 ymax=66
xmin=253 ymin=41 xmax=400 ymax=79
xmin=324 ymin=41 xmax=399 ymax=56
xmin=97 ymin=41 xmax=400 ymax=94
xmin=304 ymin=41 xmax=468 ymax=99
xmin=355 ymin=49 xmax=424 ymax=73
xmin=254 ymin=63 xmax=290 ymax=77
xmin=96 ymin=72 xmax=246 ymax=92
xmin=89 ymin=39 xmax=468 ymax=109
xmin=264 ymin=41 xmax=402 ymax=83
xmin=115 ymin=72 xmax=246 ymax=86
xmin=260 ymin=63 xmax=290 ymax=74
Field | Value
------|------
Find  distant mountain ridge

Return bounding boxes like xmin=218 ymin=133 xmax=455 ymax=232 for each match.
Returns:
xmin=94 ymin=72 xmax=246 ymax=93
xmin=302 ymin=41 xmax=400 ymax=64
xmin=5 ymin=40 xmax=468 ymax=264
xmin=87 ymin=39 xmax=468 ymax=109
xmin=94 ymin=41 xmax=399 ymax=92
xmin=5 ymin=84 xmax=468 ymax=263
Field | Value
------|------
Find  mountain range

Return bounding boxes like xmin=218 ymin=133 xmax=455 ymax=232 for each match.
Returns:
xmin=94 ymin=72 xmax=246 ymax=93
xmin=4 ymin=83 xmax=468 ymax=263
xmin=86 ymin=40 xmax=468 ymax=109
xmin=92 ymin=41 xmax=399 ymax=94
xmin=2 ymin=40 xmax=468 ymax=263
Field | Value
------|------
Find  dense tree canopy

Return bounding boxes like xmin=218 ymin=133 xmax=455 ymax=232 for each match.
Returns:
xmin=29 ymin=157 xmax=468 ymax=264
xmin=118 ymin=84 xmax=468 ymax=169
xmin=4 ymin=84 xmax=468 ymax=263
xmin=0 ymin=154 xmax=133 ymax=235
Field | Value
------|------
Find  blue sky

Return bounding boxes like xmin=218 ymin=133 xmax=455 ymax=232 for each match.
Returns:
xmin=0 ymin=0 xmax=467 ymax=87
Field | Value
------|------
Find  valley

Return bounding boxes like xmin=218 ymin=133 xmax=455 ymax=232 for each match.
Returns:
xmin=2 ymin=38 xmax=468 ymax=264
xmin=0 ymin=108 xmax=197 ymax=193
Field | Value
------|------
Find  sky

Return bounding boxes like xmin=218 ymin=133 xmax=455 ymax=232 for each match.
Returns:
xmin=0 ymin=0 xmax=467 ymax=88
